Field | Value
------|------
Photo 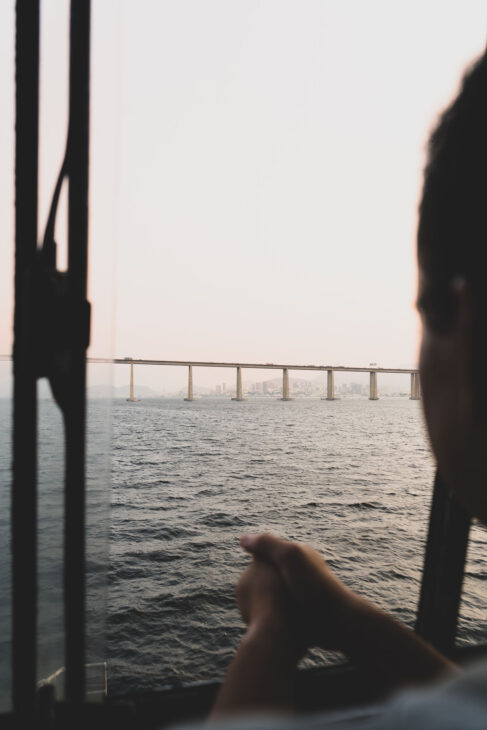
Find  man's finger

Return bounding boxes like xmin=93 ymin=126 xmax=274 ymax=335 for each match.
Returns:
xmin=240 ymin=533 xmax=298 ymax=567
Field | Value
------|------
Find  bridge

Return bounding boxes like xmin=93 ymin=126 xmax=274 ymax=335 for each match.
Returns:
xmin=87 ymin=358 xmax=421 ymax=402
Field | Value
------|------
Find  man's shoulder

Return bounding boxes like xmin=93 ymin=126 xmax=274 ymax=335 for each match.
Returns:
xmin=381 ymin=659 xmax=487 ymax=729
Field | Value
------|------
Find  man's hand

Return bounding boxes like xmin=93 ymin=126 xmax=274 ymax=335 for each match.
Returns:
xmin=235 ymin=558 xmax=287 ymax=627
xmin=211 ymin=559 xmax=301 ymax=717
xmin=212 ymin=533 xmax=455 ymax=718
xmin=240 ymin=533 xmax=455 ymax=692
xmin=235 ymin=559 xmax=303 ymax=661
xmin=240 ymin=533 xmax=359 ymax=652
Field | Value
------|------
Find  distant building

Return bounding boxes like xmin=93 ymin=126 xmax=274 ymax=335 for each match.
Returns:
xmin=215 ymin=384 xmax=222 ymax=395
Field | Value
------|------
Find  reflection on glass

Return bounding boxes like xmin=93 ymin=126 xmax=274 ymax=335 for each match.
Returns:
xmin=36 ymin=372 xmax=113 ymax=701
xmin=84 ymin=0 xmax=121 ymax=697
xmin=37 ymin=390 xmax=65 ymax=695
xmin=86 ymin=365 xmax=112 ymax=700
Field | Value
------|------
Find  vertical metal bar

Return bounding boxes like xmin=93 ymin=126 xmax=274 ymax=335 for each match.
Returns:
xmin=12 ymin=0 xmax=40 ymax=717
xmin=64 ymin=0 xmax=91 ymax=704
xmin=416 ymin=470 xmax=471 ymax=654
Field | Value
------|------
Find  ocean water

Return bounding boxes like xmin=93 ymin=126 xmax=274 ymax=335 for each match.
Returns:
xmin=106 ymin=396 xmax=487 ymax=695
xmin=2 ymin=395 xmax=487 ymax=707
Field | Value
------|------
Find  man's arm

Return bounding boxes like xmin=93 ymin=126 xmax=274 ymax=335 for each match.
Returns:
xmin=211 ymin=534 xmax=456 ymax=720
xmin=342 ymin=594 xmax=456 ymax=693
xmin=211 ymin=619 xmax=297 ymax=719
xmin=241 ymin=534 xmax=456 ymax=695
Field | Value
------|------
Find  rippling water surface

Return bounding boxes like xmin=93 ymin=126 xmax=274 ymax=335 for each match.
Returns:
xmin=107 ymin=396 xmax=487 ymax=695
xmin=2 ymin=394 xmax=487 ymax=707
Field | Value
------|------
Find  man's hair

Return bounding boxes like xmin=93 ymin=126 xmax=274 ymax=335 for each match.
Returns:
xmin=418 ymin=47 xmax=487 ymax=334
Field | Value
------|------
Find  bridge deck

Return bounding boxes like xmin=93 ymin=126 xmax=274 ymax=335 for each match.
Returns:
xmin=90 ymin=358 xmax=418 ymax=374
xmin=0 ymin=354 xmax=419 ymax=374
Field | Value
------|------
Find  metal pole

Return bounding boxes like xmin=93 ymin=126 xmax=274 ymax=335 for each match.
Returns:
xmin=13 ymin=0 xmax=40 ymax=716
xmin=64 ymin=0 xmax=91 ymax=704
xmin=416 ymin=470 xmax=470 ymax=653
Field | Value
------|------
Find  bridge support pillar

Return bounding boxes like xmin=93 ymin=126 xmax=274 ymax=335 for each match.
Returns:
xmin=327 ymin=369 xmax=335 ymax=400
xmin=184 ymin=364 xmax=194 ymax=401
xmin=410 ymin=372 xmax=421 ymax=400
xmin=127 ymin=363 xmax=138 ymax=402
xmin=280 ymin=367 xmax=293 ymax=400
xmin=231 ymin=366 xmax=245 ymax=401
xmin=369 ymin=371 xmax=379 ymax=400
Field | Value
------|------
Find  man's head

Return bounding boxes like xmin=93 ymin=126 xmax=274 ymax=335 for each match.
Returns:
xmin=418 ymin=47 xmax=487 ymax=520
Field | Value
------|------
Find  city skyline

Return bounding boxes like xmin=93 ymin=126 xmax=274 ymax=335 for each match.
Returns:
xmin=90 ymin=367 xmax=418 ymax=400
xmin=83 ymin=375 xmax=413 ymax=400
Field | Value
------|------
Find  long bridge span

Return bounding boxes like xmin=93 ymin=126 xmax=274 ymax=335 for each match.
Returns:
xmin=88 ymin=358 xmax=421 ymax=402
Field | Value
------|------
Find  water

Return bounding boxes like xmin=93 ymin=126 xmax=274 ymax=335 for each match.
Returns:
xmin=2 ymin=395 xmax=487 ymax=707
xmin=108 ymin=396 xmax=487 ymax=695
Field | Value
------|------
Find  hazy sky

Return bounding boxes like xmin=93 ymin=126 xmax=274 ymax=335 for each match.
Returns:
xmin=1 ymin=1 xmax=487 ymax=393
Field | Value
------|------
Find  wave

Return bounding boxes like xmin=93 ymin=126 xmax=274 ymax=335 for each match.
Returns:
xmin=200 ymin=513 xmax=247 ymax=527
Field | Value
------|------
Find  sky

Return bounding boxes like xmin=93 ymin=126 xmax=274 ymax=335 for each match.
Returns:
xmin=1 ymin=1 xmax=487 ymax=394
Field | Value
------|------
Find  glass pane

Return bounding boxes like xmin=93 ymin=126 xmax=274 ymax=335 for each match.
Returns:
xmin=107 ymin=0 xmax=486 ymax=697
xmin=102 ymin=0 xmax=485 ymax=695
